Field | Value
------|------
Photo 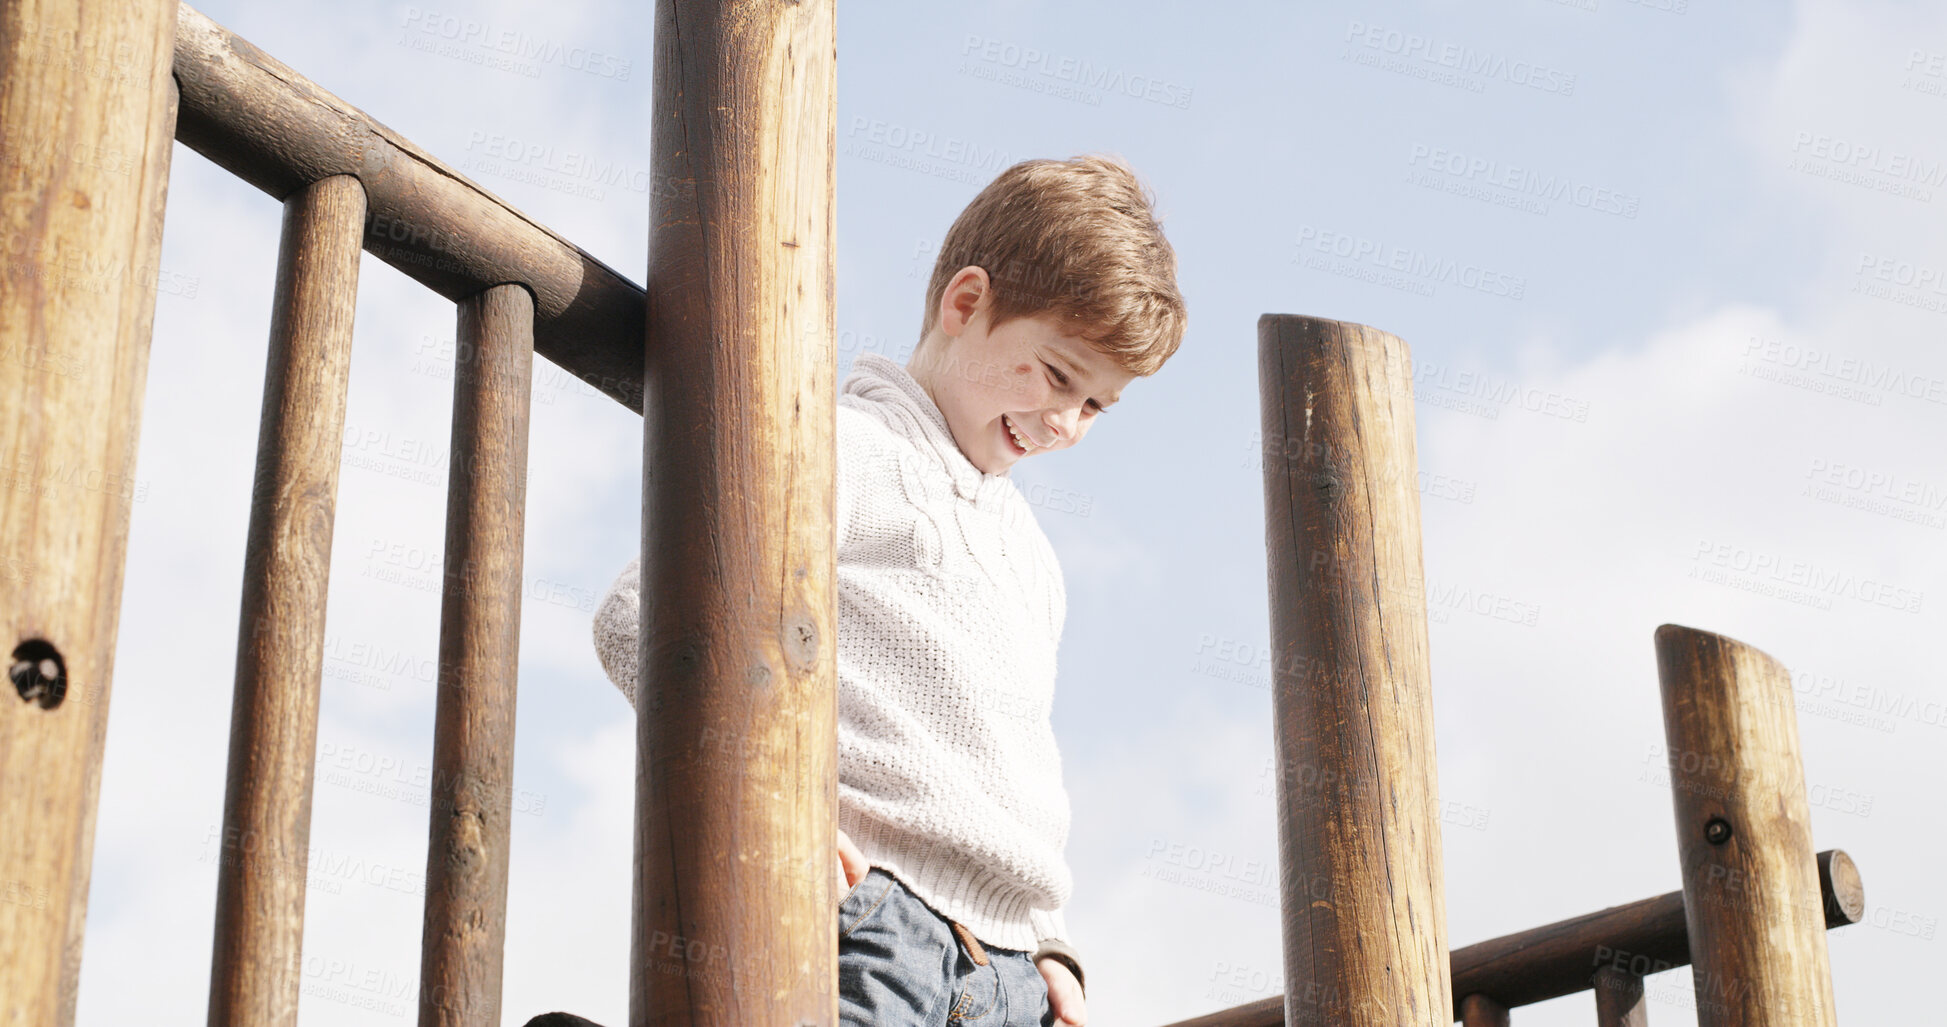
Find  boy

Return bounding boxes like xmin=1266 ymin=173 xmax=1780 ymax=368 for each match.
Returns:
xmin=592 ymin=154 xmax=1185 ymax=1026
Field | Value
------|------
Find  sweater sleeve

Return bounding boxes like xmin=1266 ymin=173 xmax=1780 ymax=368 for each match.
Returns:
xmin=834 ymin=405 xmax=859 ymax=550
xmin=592 ymin=556 xmax=643 ymax=706
xmin=1030 ymin=907 xmax=1085 ymax=995
xmin=595 ymin=412 xmax=860 ymax=708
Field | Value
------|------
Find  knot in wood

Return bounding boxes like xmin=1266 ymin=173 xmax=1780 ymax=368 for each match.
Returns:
xmin=673 ymin=640 xmax=701 ymax=675
xmin=783 ymin=614 xmax=819 ymax=673
xmin=1311 ymin=467 xmax=1346 ymax=504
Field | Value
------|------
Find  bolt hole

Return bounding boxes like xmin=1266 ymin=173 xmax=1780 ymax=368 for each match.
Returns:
xmin=1704 ymin=817 xmax=1732 ymax=845
xmin=11 ymin=639 xmax=67 ymax=710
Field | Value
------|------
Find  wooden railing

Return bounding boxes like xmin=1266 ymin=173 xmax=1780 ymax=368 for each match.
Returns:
xmin=0 ymin=3 xmax=1856 ymax=1027
xmin=1156 ymin=850 xmax=1864 ymax=1026
xmin=1157 ymin=316 xmax=1857 ymax=1026
xmin=167 ymin=3 xmax=646 ymax=412
xmin=4 ymin=2 xmax=833 ymax=1025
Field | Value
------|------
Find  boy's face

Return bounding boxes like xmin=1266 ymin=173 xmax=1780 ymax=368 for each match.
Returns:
xmin=912 ymin=267 xmax=1136 ymax=476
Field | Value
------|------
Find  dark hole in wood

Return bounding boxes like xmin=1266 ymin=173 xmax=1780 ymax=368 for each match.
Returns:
xmin=1704 ymin=816 xmax=1732 ymax=845
xmin=10 ymin=639 xmax=67 ymax=710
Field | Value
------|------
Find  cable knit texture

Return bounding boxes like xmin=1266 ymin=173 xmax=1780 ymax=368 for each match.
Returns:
xmin=591 ymin=351 xmax=1075 ymax=954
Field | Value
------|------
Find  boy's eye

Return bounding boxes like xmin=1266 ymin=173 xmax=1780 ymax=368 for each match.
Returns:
xmin=1046 ymin=360 xmax=1103 ymax=413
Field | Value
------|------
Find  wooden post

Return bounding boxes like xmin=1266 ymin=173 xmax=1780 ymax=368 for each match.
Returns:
xmin=633 ymin=0 xmax=836 ymax=1023
xmin=0 ymin=3 xmax=179 ymax=1024
xmin=208 ymin=174 xmax=367 ymax=1027
xmin=1655 ymin=624 xmax=1837 ymax=1026
xmin=1257 ymin=314 xmax=1451 ymax=1026
xmin=1458 ymin=994 xmax=1509 ymax=1027
xmin=418 ymin=284 xmax=535 ymax=1027
xmin=1591 ymin=967 xmax=1646 ymax=1027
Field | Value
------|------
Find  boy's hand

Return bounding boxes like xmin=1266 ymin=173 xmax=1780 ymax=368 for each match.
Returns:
xmin=835 ymin=827 xmax=869 ymax=898
xmin=837 ymin=830 xmax=1083 ymax=1025
xmin=1036 ymin=956 xmax=1086 ymax=1025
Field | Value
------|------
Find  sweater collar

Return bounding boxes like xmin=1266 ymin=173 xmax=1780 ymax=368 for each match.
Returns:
xmin=842 ymin=351 xmax=1008 ymax=502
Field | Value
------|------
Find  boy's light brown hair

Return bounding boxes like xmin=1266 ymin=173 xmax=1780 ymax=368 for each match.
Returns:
xmin=922 ymin=153 xmax=1186 ymax=377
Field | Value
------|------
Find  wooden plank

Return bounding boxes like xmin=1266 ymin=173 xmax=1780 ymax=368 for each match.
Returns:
xmin=207 ymin=173 xmax=366 ymax=1027
xmin=1256 ymin=314 xmax=1450 ymax=1027
xmin=168 ymin=3 xmax=644 ymax=413
xmin=1655 ymin=625 xmax=1838 ymax=1026
xmin=0 ymin=2 xmax=180 ymax=1024
xmin=418 ymin=284 xmax=534 ymax=1027
xmin=1591 ymin=967 xmax=1646 ymax=1027
xmin=631 ymin=0 xmax=836 ymax=1023
xmin=1144 ymin=848 xmax=1864 ymax=1027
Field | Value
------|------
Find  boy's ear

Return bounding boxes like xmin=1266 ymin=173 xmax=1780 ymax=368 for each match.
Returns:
xmin=940 ymin=265 xmax=990 ymax=336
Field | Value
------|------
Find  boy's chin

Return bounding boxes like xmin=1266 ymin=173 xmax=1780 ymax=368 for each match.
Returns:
xmin=974 ymin=444 xmax=1021 ymax=475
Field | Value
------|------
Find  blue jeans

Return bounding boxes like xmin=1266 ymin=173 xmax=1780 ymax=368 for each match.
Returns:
xmin=839 ymin=866 xmax=1057 ymax=1027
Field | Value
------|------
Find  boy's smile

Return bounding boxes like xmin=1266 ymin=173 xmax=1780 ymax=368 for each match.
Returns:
xmin=909 ymin=266 xmax=1136 ymax=476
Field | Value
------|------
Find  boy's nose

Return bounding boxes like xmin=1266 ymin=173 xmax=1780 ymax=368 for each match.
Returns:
xmin=1041 ymin=407 xmax=1079 ymax=443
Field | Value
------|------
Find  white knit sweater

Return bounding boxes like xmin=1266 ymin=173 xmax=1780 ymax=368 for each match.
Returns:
xmin=591 ymin=352 xmax=1075 ymax=953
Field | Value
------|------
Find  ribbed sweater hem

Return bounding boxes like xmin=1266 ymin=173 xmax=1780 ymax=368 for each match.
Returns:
xmin=841 ymin=803 xmax=1068 ymax=952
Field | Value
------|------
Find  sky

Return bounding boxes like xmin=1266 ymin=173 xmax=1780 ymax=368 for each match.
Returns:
xmin=74 ymin=0 xmax=1944 ymax=1023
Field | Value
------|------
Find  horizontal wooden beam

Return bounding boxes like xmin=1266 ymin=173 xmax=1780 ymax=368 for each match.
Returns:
xmin=169 ymin=2 xmax=644 ymax=412
xmin=1452 ymin=848 xmax=1861 ymax=1012
xmin=1149 ymin=849 xmax=1864 ymax=1027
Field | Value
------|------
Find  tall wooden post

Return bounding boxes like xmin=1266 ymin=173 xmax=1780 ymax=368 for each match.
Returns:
xmin=1257 ymin=314 xmax=1451 ymax=1027
xmin=0 ymin=4 xmax=180 ymax=1025
xmin=419 ymin=284 xmax=536 ymax=1027
xmin=1457 ymin=994 xmax=1508 ymax=1027
xmin=208 ymin=173 xmax=367 ymax=1027
xmin=1656 ymin=624 xmax=1838 ymax=1026
xmin=633 ymin=0 xmax=836 ymax=1024
xmin=1591 ymin=966 xmax=1647 ymax=1027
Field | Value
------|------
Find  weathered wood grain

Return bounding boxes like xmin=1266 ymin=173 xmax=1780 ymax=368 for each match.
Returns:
xmin=1655 ymin=624 xmax=1838 ymax=1026
xmin=1458 ymin=993 xmax=1509 ymax=1027
xmin=631 ymin=0 xmax=836 ymax=1023
xmin=208 ymin=172 xmax=366 ymax=1027
xmin=169 ymin=2 xmax=644 ymax=413
xmin=0 ymin=3 xmax=180 ymax=1023
xmin=1447 ymin=847 xmax=1861 ymax=1012
xmin=419 ymin=284 xmax=535 ymax=1027
xmin=1146 ymin=848 xmax=1863 ymax=1027
xmin=1257 ymin=314 xmax=1451 ymax=1027
xmin=1592 ymin=966 xmax=1646 ymax=1027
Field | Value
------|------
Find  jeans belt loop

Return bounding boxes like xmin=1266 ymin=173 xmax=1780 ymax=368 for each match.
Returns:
xmin=948 ymin=920 xmax=990 ymax=966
